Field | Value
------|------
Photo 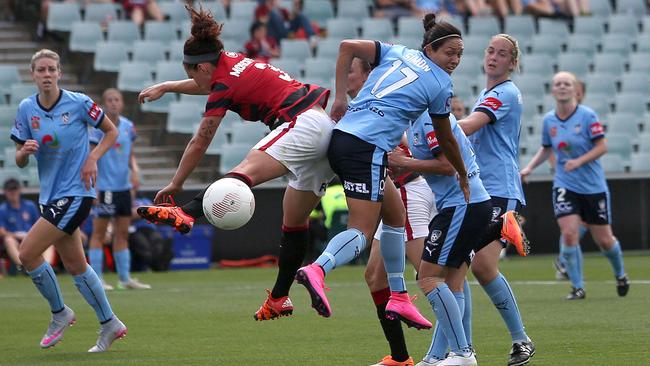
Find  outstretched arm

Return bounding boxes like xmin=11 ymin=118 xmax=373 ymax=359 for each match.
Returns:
xmin=139 ymin=79 xmax=211 ymax=103
xmin=330 ymin=40 xmax=377 ymax=121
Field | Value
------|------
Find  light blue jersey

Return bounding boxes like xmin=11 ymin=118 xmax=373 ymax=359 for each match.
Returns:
xmin=90 ymin=116 xmax=136 ymax=191
xmin=468 ymin=80 xmax=525 ymax=204
xmin=337 ymin=42 xmax=453 ymax=152
xmin=542 ymin=105 xmax=608 ymax=194
xmin=0 ymin=199 xmax=39 ymax=232
xmin=408 ymin=113 xmax=490 ymax=210
xmin=11 ymin=90 xmax=105 ymax=204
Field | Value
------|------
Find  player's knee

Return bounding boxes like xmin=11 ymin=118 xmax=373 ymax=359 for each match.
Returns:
xmin=417 ymin=275 xmax=444 ymax=295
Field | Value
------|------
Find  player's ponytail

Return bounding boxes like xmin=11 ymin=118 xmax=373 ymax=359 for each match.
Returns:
xmin=183 ymin=4 xmax=224 ymax=69
xmin=421 ymin=13 xmax=462 ymax=51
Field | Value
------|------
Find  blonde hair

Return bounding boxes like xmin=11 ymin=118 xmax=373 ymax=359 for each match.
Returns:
xmin=30 ymin=49 xmax=61 ymax=71
xmin=491 ymin=34 xmax=520 ymax=73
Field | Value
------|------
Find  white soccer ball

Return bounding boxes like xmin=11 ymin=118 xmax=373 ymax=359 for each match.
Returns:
xmin=202 ymin=178 xmax=255 ymax=230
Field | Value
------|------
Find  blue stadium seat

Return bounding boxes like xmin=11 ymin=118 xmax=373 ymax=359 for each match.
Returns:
xmin=47 ymin=2 xmax=81 ymax=32
xmin=305 ymin=58 xmax=335 ymax=80
xmin=154 ymin=61 xmax=186 ymax=82
xmin=229 ymin=1 xmax=257 ymax=21
xmin=315 ymin=38 xmax=341 ymax=60
xmin=361 ymin=18 xmax=394 ymax=41
xmin=538 ymin=19 xmax=570 ymax=37
xmin=557 ymin=53 xmax=589 ymax=79
xmin=584 ymin=74 xmax=618 ymax=95
xmin=221 ymin=19 xmax=252 ymax=45
xmin=468 ymin=17 xmax=499 ymax=36
xmin=94 ymin=41 xmax=130 ymax=72
xmin=337 ymin=0 xmax=370 ymax=19
xmin=204 ymin=127 xmax=230 ymax=155
xmin=590 ymin=0 xmax=613 ymax=16
xmin=639 ymin=134 xmax=650 ymax=153
xmin=166 ymin=101 xmax=204 ymax=134
xmin=530 ymin=34 xmax=563 ymax=56
xmin=513 ymin=74 xmax=546 ymax=99
xmin=621 ymin=73 xmax=650 ymax=94
xmin=504 ymin=15 xmax=535 ymax=42
xmin=605 ymin=112 xmax=641 ymax=135
xmin=107 ymin=21 xmax=140 ymax=48
xmin=326 ymin=18 xmax=359 ymax=39
xmin=606 ymin=133 xmax=633 ymax=158
xmin=600 ymin=153 xmax=626 ymax=173
xmin=453 ymin=55 xmax=483 ymax=79
xmin=159 ymin=1 xmax=190 ymax=24
xmin=69 ymin=21 xmax=104 ymax=53
xmin=132 ymin=40 xmax=166 ymax=64
xmin=144 ymin=21 xmax=178 ymax=42
xmin=521 ymin=54 xmax=555 ymax=76
xmin=615 ymin=93 xmax=648 ymax=115
xmin=600 ymin=34 xmax=633 ymax=54
xmin=141 ymin=92 xmax=178 ymax=114
xmin=167 ymin=40 xmax=185 ymax=61
xmin=629 ymin=52 xmax=650 ymax=73
xmin=630 ymin=153 xmax=650 ymax=172
xmin=566 ymin=34 xmax=599 ymax=56
xmin=451 ymin=76 xmax=475 ymax=102
xmin=462 ymin=35 xmax=490 ymax=57
xmin=574 ymin=16 xmax=606 ymax=37
xmin=389 ymin=36 xmax=421 ymax=50
xmin=397 ymin=17 xmax=423 ymax=38
xmin=9 ymin=83 xmax=36 ymax=106
xmin=230 ymin=123 xmax=268 ymax=145
xmin=0 ymin=105 xmax=17 ymax=126
xmin=304 ymin=0 xmax=335 ymax=27
xmin=607 ymin=14 xmax=639 ymax=36
xmin=616 ymin=0 xmax=646 ymax=15
xmin=270 ymin=59 xmax=302 ymax=78
xmin=117 ymin=62 xmax=154 ymax=92
xmin=84 ymin=2 xmax=120 ymax=22
xmin=279 ymin=39 xmax=312 ymax=60
xmin=219 ymin=143 xmax=252 ymax=174
xmin=592 ymin=53 xmax=626 ymax=77
xmin=582 ymin=94 xmax=611 ymax=117
xmin=636 ymin=34 xmax=650 ymax=52
xmin=200 ymin=1 xmax=227 ymax=21
xmin=0 ymin=65 xmax=20 ymax=98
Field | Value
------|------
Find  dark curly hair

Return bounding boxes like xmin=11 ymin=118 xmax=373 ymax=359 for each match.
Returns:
xmin=183 ymin=4 xmax=224 ymax=69
xmin=421 ymin=13 xmax=462 ymax=51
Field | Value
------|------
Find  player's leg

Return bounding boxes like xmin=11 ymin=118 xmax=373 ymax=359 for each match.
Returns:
xmin=89 ymin=215 xmax=110 ymax=284
xmin=557 ymin=214 xmax=584 ymax=299
xmin=113 ymin=192 xmax=150 ymax=290
xmin=589 ymin=223 xmax=629 ymax=296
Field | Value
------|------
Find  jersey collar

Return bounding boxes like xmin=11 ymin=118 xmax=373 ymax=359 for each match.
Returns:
xmin=36 ymin=89 xmax=63 ymax=112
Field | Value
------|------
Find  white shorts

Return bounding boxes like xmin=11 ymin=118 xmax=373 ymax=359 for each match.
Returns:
xmin=254 ymin=108 xmax=336 ymax=196
xmin=374 ymin=177 xmax=436 ymax=242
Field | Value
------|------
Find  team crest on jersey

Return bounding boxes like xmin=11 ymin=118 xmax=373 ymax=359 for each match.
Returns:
xmin=412 ymin=132 xmax=420 ymax=145
xmin=598 ymin=199 xmax=606 ymax=211
xmin=31 ymin=116 xmax=40 ymax=131
xmin=550 ymin=126 xmax=557 ymax=137
xmin=573 ymin=123 xmax=582 ymax=134
xmin=480 ymin=97 xmax=503 ymax=111
xmin=61 ymin=112 xmax=70 ymax=124
xmin=430 ymin=230 xmax=442 ymax=243
xmin=224 ymin=51 xmax=239 ymax=58
xmin=56 ymin=198 xmax=68 ymax=207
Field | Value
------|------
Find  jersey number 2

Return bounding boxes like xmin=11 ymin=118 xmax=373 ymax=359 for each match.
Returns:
xmin=370 ymin=60 xmax=418 ymax=99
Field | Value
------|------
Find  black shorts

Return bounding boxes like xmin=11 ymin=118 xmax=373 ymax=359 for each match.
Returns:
xmin=95 ymin=190 xmax=132 ymax=217
xmin=40 ymin=197 xmax=94 ymax=235
xmin=552 ymin=187 xmax=610 ymax=225
xmin=327 ymin=130 xmax=387 ymax=202
xmin=422 ymin=200 xmax=492 ymax=268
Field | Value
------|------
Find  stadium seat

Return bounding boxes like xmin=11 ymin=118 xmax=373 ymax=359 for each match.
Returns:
xmin=468 ymin=17 xmax=499 ymax=36
xmin=93 ymin=41 xmax=130 ymax=72
xmin=279 ymin=39 xmax=311 ymax=60
xmin=615 ymin=93 xmax=648 ymax=115
xmin=204 ymin=127 xmax=230 ymax=155
xmin=453 ymin=55 xmax=483 ymax=79
xmin=229 ymin=1 xmax=257 ymax=21
xmin=218 ymin=111 xmax=244 ymax=133
xmin=107 ymin=21 xmax=141 ymax=48
xmin=230 ymin=123 xmax=268 ymax=145
xmin=141 ymin=92 xmax=178 ymax=114
xmin=315 ymin=38 xmax=341 ymax=60
xmin=635 ymin=34 xmax=650 ymax=52
xmin=566 ymin=34 xmax=599 ymax=56
xmin=84 ymin=2 xmax=120 ymax=22
xmin=538 ymin=19 xmax=570 ymax=37
xmin=219 ymin=143 xmax=252 ymax=174
xmin=574 ymin=16 xmax=606 ymax=37
xmin=521 ymin=54 xmax=555 ymax=76
xmin=530 ymin=35 xmax=563 ymax=56
xmin=0 ymin=65 xmax=20 ymax=98
xmin=304 ymin=58 xmax=335 ymax=80
xmin=605 ymin=133 xmax=633 ymax=158
xmin=582 ymin=94 xmax=611 ymax=118
xmin=9 ymin=84 xmax=36 ymax=106
xmin=180 ymin=94 xmax=208 ymax=106
xmin=270 ymin=59 xmax=302 ymax=78
xmin=629 ymin=153 xmax=650 ymax=172
xmin=600 ymin=153 xmax=626 ymax=172
xmin=557 ymin=53 xmax=589 ymax=79
xmin=0 ymin=105 xmax=17 ymax=127
xmin=166 ymin=101 xmax=204 ymax=134
xmin=132 ymin=40 xmax=166 ymax=64
xmin=504 ymin=15 xmax=535 ymax=42
xmin=199 ymin=1 xmax=227 ymax=21
xmin=361 ymin=18 xmax=394 ymax=41
xmin=337 ymin=0 xmax=370 ymax=19
xmin=590 ymin=0 xmax=613 ymax=16
xmin=521 ymin=102 xmax=540 ymax=121
xmin=513 ymin=74 xmax=546 ymax=99
xmin=605 ymin=112 xmax=641 ymax=135
xmin=397 ymin=17 xmax=423 ymax=38
xmin=69 ymin=21 xmax=104 ymax=53
xmin=600 ymin=34 xmax=633 ymax=55
xmin=167 ymin=40 xmax=185 ymax=61
xmin=47 ymin=2 xmax=81 ymax=32
xmin=542 ymin=95 xmax=556 ymax=112
xmin=325 ymin=18 xmax=359 ymax=39
xmin=639 ymin=134 xmax=650 ymax=153
xmin=629 ymin=53 xmax=650 ymax=73
xmin=451 ymin=76 xmax=475 ymax=102
xmin=616 ymin=0 xmax=646 ymax=15
xmin=144 ymin=21 xmax=178 ymax=42
xmin=607 ymin=14 xmax=639 ymax=36
xmin=304 ymin=0 xmax=335 ymax=27
xmin=621 ymin=73 xmax=650 ymax=94
xmin=584 ymin=74 xmax=617 ymax=95
xmin=221 ymin=19 xmax=253 ymax=45
xmin=389 ymin=37 xmax=421 ymax=50
xmin=642 ymin=16 xmax=650 ymax=33
xmin=159 ymin=1 xmax=190 ymax=24
xmin=154 ymin=61 xmax=187 ymax=82
xmin=117 ymin=62 xmax=154 ymax=92
xmin=462 ymin=35 xmax=490 ymax=57
xmin=592 ymin=54 xmax=626 ymax=77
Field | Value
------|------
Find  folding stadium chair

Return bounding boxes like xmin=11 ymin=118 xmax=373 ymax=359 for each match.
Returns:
xmin=84 ymin=2 xmax=120 ymax=22
xmin=600 ymin=34 xmax=633 ymax=55
xmin=229 ymin=1 xmax=257 ymax=21
xmin=593 ymin=54 xmax=626 ymax=77
xmin=521 ymin=54 xmax=555 ymax=76
xmin=132 ymin=40 xmax=166 ymax=64
xmin=574 ymin=16 xmax=606 ymax=37
xmin=69 ymin=21 xmax=104 ymax=53
xmin=9 ymin=84 xmax=36 ymax=106
xmin=462 ymin=35 xmax=490 ymax=58
xmin=629 ymin=53 xmax=650 ymax=73
xmin=325 ymin=18 xmax=359 ymax=39
xmin=219 ymin=143 xmax=252 ymax=174
xmin=584 ymin=74 xmax=618 ymax=96
xmin=468 ymin=17 xmax=499 ymax=36
xmin=566 ymin=34 xmax=599 ymax=56
xmin=607 ymin=14 xmax=639 ymax=36
xmin=270 ymin=59 xmax=302 ymax=78
xmin=397 ymin=17 xmax=423 ymax=38
xmin=629 ymin=153 xmax=650 ymax=172
xmin=616 ymin=0 xmax=646 ymax=15
xmin=230 ymin=124 xmax=268 ymax=145
xmin=117 ymin=62 xmax=154 ymax=92
xmin=166 ymin=101 xmax=204 ymax=134
xmin=605 ymin=113 xmax=641 ymax=136
xmin=361 ymin=18 xmax=394 ymax=41
xmin=0 ymin=65 xmax=20 ymax=98
xmin=621 ymin=73 xmax=650 ymax=94
xmin=47 ymin=2 xmax=81 ymax=32
xmin=305 ymin=58 xmax=336 ymax=80
xmin=337 ymin=0 xmax=370 ymax=19
xmin=538 ymin=19 xmax=570 ymax=37
xmin=144 ymin=21 xmax=178 ymax=43
xmin=94 ymin=41 xmax=130 ymax=72
xmin=557 ymin=53 xmax=590 ymax=79
xmin=279 ymin=39 xmax=312 ymax=61
xmin=530 ymin=34 xmax=563 ymax=56
xmin=315 ymin=38 xmax=341 ymax=60
xmin=590 ymin=0 xmax=613 ymax=16
xmin=600 ymin=153 xmax=626 ymax=173
xmin=304 ymin=0 xmax=335 ymax=27
xmin=108 ymin=21 xmax=140 ymax=48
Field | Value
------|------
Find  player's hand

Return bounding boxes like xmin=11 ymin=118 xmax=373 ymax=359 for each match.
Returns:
xmin=138 ymin=82 xmax=167 ymax=104
xmin=520 ymin=167 xmax=532 ymax=183
xmin=20 ymin=139 xmax=39 ymax=155
xmin=130 ymin=172 xmax=140 ymax=190
xmin=329 ymin=97 xmax=348 ymax=122
xmin=458 ymin=174 xmax=470 ymax=203
xmin=564 ymin=159 xmax=581 ymax=172
xmin=154 ymin=182 xmax=182 ymax=204
xmin=80 ymin=158 xmax=98 ymax=190
xmin=387 ymin=149 xmax=410 ymax=169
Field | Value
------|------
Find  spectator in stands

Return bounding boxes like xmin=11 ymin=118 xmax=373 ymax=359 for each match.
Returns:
xmin=0 ymin=178 xmax=39 ymax=272
xmin=522 ymin=0 xmax=555 ymax=16
xmin=374 ymin=0 xmax=418 ymax=21
xmin=521 ymin=71 xmax=630 ymax=301
xmin=255 ymin=0 xmax=316 ymax=44
xmin=88 ymin=88 xmax=149 ymax=291
xmin=451 ymin=95 xmax=467 ymax=119
xmin=119 ymin=0 xmax=164 ymax=27
xmin=245 ymin=21 xmax=281 ymax=63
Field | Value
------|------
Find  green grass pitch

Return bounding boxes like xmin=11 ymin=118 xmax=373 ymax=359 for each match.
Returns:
xmin=1 ymin=253 xmax=649 ymax=365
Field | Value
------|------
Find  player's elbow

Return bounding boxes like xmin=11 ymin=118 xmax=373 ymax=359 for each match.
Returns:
xmin=441 ymin=165 xmax=456 ymax=176
xmin=189 ymin=135 xmax=210 ymax=152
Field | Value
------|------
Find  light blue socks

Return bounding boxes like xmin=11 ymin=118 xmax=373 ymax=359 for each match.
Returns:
xmin=379 ymin=224 xmax=406 ymax=292
xmin=426 ymin=283 xmax=470 ymax=356
xmin=602 ymin=240 xmax=625 ymax=278
xmin=561 ymin=244 xmax=584 ymax=289
xmin=88 ymin=248 xmax=103 ymax=277
xmin=113 ymin=249 xmax=131 ymax=282
xmin=73 ymin=265 xmax=114 ymax=323
xmin=315 ymin=228 xmax=366 ymax=274
xmin=483 ymin=273 xmax=528 ymax=343
xmin=28 ymin=261 xmax=65 ymax=313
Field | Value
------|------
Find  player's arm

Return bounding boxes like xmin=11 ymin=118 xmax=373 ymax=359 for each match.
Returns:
xmin=565 ymin=137 xmax=607 ymax=172
xmin=331 ymin=40 xmax=377 ymax=121
xmin=129 ymin=149 xmax=140 ymax=189
xmin=520 ymin=146 xmax=553 ymax=180
xmin=168 ymin=115 xmax=222 ymax=189
xmin=457 ymin=111 xmax=491 ymax=136
xmin=14 ymin=140 xmax=38 ymax=168
xmin=388 ymin=149 xmax=456 ymax=176
xmin=82 ymin=115 xmax=118 ymax=189
xmin=138 ymin=79 xmax=211 ymax=104
xmin=430 ymin=115 xmax=470 ymax=201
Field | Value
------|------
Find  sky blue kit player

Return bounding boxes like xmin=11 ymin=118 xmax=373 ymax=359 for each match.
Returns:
xmin=468 ymin=79 xmax=525 ymax=205
xmin=336 ymin=42 xmax=453 ymax=154
xmin=89 ymin=116 xmax=137 ymax=192
xmin=12 ymin=90 xmax=104 ymax=205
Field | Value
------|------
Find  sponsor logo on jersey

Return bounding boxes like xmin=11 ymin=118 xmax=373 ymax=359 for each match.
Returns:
xmin=479 ymin=97 xmax=503 ymax=111
xmin=343 ymin=180 xmax=370 ymax=194
xmin=41 ymin=132 xmax=60 ymax=148
xmin=554 ymin=201 xmax=573 ymax=215
xmin=88 ymin=102 xmax=102 ymax=121
xmin=557 ymin=141 xmax=571 ymax=153
xmin=31 ymin=116 xmax=40 ymax=131
xmin=426 ymin=131 xmax=438 ymax=149
xmin=56 ymin=198 xmax=68 ymax=207
xmin=589 ymin=122 xmax=603 ymax=136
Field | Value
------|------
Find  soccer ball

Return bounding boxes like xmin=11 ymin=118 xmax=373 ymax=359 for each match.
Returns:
xmin=202 ymin=178 xmax=255 ymax=230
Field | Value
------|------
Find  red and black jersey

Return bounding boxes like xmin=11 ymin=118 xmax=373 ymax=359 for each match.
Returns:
xmin=204 ymin=51 xmax=330 ymax=128
xmin=393 ymin=143 xmax=420 ymax=188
